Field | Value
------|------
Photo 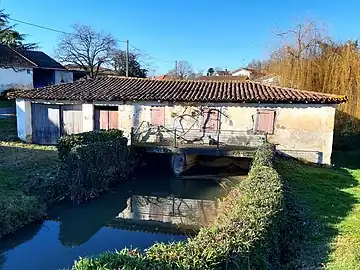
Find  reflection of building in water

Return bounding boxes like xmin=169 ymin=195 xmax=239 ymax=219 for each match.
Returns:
xmin=117 ymin=195 xmax=218 ymax=227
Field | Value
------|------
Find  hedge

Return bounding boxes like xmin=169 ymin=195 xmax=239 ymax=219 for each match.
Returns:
xmin=0 ymin=191 xmax=46 ymax=238
xmin=57 ymin=130 xmax=134 ymax=204
xmin=57 ymin=130 xmax=127 ymax=163
xmin=72 ymin=143 xmax=285 ymax=269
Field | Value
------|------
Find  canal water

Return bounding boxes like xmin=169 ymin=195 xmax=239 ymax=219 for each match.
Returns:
xmin=0 ymin=174 xmax=240 ymax=270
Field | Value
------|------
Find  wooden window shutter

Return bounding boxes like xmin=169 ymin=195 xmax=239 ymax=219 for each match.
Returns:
xmin=255 ymin=110 xmax=275 ymax=134
xmin=151 ymin=107 xmax=165 ymax=126
xmin=203 ymin=109 xmax=218 ymax=130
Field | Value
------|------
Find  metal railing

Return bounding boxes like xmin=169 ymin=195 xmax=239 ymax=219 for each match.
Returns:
xmin=131 ymin=124 xmax=267 ymax=149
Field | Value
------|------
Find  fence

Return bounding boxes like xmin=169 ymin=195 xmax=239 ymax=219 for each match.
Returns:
xmin=131 ymin=124 xmax=267 ymax=149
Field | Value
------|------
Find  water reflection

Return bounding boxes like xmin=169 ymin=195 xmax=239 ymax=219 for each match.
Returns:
xmin=0 ymin=175 xmax=238 ymax=270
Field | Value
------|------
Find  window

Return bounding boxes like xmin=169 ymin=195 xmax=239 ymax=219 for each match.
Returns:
xmin=254 ymin=110 xmax=275 ymax=134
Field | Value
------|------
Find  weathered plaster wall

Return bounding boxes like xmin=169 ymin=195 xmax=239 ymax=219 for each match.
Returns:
xmin=22 ymin=99 xmax=336 ymax=164
xmin=15 ymin=98 xmax=32 ymax=142
xmin=0 ymin=68 xmax=33 ymax=95
xmin=82 ymin=103 xmax=94 ymax=132
xmin=118 ymin=102 xmax=336 ymax=164
xmin=54 ymin=70 xmax=73 ymax=84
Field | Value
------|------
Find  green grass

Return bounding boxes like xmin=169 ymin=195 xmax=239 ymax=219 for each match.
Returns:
xmin=0 ymin=99 xmax=15 ymax=108
xmin=277 ymin=153 xmax=360 ymax=269
xmin=0 ymin=118 xmax=59 ymax=237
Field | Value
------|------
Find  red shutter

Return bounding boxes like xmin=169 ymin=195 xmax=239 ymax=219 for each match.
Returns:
xmin=151 ymin=107 xmax=165 ymax=126
xmin=203 ymin=109 xmax=218 ymax=130
xmin=256 ymin=110 xmax=275 ymax=134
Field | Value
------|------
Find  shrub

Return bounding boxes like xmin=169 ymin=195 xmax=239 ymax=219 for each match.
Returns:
xmin=72 ymin=143 xmax=285 ymax=269
xmin=0 ymin=191 xmax=45 ymax=238
xmin=57 ymin=130 xmax=134 ymax=204
xmin=57 ymin=129 xmax=127 ymax=163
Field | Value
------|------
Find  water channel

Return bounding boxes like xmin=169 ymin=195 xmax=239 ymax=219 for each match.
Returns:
xmin=0 ymin=169 xmax=243 ymax=270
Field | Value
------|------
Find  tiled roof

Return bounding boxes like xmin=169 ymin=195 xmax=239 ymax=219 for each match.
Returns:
xmin=0 ymin=44 xmax=65 ymax=69
xmin=19 ymin=50 xmax=66 ymax=70
xmin=0 ymin=44 xmax=36 ymax=68
xmin=197 ymin=75 xmax=248 ymax=81
xmin=9 ymin=76 xmax=347 ymax=104
xmin=215 ymin=70 xmax=231 ymax=76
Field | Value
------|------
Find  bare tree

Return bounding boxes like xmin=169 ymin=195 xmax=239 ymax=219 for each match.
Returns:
xmin=55 ymin=24 xmax=117 ymax=79
xmin=273 ymin=21 xmax=329 ymax=61
xmin=167 ymin=60 xmax=195 ymax=80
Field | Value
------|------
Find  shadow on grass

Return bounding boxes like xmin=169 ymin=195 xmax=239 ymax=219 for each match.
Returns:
xmin=277 ymin=155 xmax=359 ymax=269
xmin=0 ymin=117 xmax=18 ymax=142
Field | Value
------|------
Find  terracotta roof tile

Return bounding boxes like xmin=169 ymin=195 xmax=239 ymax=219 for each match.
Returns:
xmin=8 ymin=76 xmax=347 ymax=104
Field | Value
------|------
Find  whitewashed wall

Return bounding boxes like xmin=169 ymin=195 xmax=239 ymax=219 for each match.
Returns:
xmin=18 ymin=99 xmax=337 ymax=164
xmin=54 ymin=70 xmax=73 ymax=84
xmin=118 ymin=102 xmax=336 ymax=164
xmin=16 ymin=99 xmax=32 ymax=142
xmin=0 ymin=68 xmax=33 ymax=95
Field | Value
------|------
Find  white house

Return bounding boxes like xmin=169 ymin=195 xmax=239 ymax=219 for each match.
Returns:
xmin=0 ymin=44 xmax=73 ymax=95
xmin=231 ymin=68 xmax=257 ymax=79
xmin=10 ymin=76 xmax=347 ymax=166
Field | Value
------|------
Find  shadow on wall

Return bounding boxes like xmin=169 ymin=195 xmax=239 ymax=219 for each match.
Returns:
xmin=277 ymin=155 xmax=358 ymax=268
xmin=333 ymin=110 xmax=360 ymax=151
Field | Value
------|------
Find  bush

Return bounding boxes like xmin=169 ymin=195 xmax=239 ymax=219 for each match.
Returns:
xmin=57 ymin=130 xmax=134 ymax=204
xmin=72 ymin=143 xmax=285 ymax=269
xmin=0 ymin=191 xmax=45 ymax=238
xmin=57 ymin=130 xmax=127 ymax=163
xmin=333 ymin=110 xmax=360 ymax=150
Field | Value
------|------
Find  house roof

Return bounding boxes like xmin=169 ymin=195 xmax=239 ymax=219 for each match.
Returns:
xmin=232 ymin=67 xmax=256 ymax=74
xmin=9 ymin=76 xmax=347 ymax=104
xmin=0 ymin=44 xmax=66 ymax=70
xmin=215 ymin=70 xmax=231 ymax=76
xmin=153 ymin=74 xmax=179 ymax=80
xmin=197 ymin=75 xmax=248 ymax=81
xmin=0 ymin=44 xmax=36 ymax=68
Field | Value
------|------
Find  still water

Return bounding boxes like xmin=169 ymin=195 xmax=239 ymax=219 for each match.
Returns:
xmin=0 ymin=174 xmax=238 ymax=270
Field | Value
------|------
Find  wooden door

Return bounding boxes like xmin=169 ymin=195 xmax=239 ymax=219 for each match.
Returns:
xmin=32 ymin=103 xmax=60 ymax=144
xmin=61 ymin=105 xmax=83 ymax=135
xmin=95 ymin=106 xmax=119 ymax=130
xmin=151 ymin=107 xmax=165 ymax=126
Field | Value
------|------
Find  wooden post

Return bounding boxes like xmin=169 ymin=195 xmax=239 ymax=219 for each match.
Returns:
xmin=130 ymin=126 xmax=134 ymax=145
xmin=216 ymin=108 xmax=222 ymax=150
xmin=174 ymin=129 xmax=177 ymax=148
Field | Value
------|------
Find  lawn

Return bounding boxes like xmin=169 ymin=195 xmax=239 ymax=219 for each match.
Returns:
xmin=277 ymin=152 xmax=360 ymax=269
xmin=0 ymin=118 xmax=59 ymax=237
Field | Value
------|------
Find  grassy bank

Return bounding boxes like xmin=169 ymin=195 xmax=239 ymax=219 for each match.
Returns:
xmin=72 ymin=144 xmax=284 ymax=270
xmin=0 ymin=118 xmax=59 ymax=237
xmin=277 ymin=152 xmax=360 ymax=269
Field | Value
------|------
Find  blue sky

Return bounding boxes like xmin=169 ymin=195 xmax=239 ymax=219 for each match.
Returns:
xmin=1 ymin=0 xmax=359 ymax=75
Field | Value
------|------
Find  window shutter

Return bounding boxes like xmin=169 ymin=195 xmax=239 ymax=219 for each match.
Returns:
xmin=151 ymin=107 xmax=165 ymax=126
xmin=203 ymin=109 xmax=218 ymax=130
xmin=256 ymin=110 xmax=275 ymax=134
